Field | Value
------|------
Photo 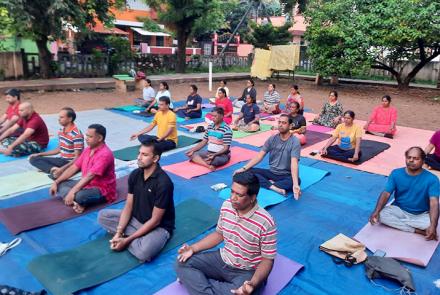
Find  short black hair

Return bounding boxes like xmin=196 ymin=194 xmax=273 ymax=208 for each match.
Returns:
xmin=343 ymin=110 xmax=355 ymax=119
xmin=233 ymin=171 xmax=260 ymax=197
xmin=141 ymin=141 xmax=163 ymax=158
xmin=248 ymin=79 xmax=255 ymax=86
xmin=158 ymin=96 xmax=170 ymax=105
xmin=330 ymin=90 xmax=338 ymax=98
xmin=212 ymin=106 xmax=224 ymax=116
xmin=88 ymin=124 xmax=106 ymax=140
xmin=61 ymin=107 xmax=76 ymax=122
xmin=382 ymin=95 xmax=392 ymax=102
xmin=218 ymin=88 xmax=227 ymax=97
xmin=290 ymin=101 xmax=300 ymax=110
xmin=145 ymin=78 xmax=152 ymax=85
xmin=220 ymin=79 xmax=227 ymax=85
xmin=5 ymin=88 xmax=20 ymax=100
xmin=160 ymin=81 xmax=169 ymax=90
xmin=280 ymin=113 xmax=293 ymax=124
xmin=405 ymin=146 xmax=426 ymax=161
xmin=190 ymin=84 xmax=198 ymax=92
xmin=269 ymin=83 xmax=276 ymax=89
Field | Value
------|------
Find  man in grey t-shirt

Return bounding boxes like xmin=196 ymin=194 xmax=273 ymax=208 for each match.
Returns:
xmin=234 ymin=114 xmax=301 ymax=198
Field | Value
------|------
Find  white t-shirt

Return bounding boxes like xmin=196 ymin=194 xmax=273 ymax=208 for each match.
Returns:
xmin=142 ymin=86 xmax=156 ymax=101
xmin=155 ymin=90 xmax=173 ymax=109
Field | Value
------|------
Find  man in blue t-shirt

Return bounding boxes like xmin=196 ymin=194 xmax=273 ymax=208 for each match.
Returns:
xmin=369 ymin=147 xmax=439 ymax=240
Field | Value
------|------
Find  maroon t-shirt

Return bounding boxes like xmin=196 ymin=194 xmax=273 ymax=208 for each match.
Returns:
xmin=17 ymin=112 xmax=49 ymax=148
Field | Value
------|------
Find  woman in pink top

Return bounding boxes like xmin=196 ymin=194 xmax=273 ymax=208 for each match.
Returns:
xmin=364 ymin=95 xmax=397 ymax=138
xmin=285 ymin=85 xmax=304 ymax=115
xmin=205 ymin=88 xmax=233 ymax=124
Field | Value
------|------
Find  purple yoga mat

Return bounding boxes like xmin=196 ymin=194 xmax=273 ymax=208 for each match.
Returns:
xmin=303 ymin=130 xmax=332 ymax=148
xmin=306 ymin=124 xmax=334 ymax=133
xmin=201 ymin=103 xmax=215 ymax=109
xmin=154 ymin=254 xmax=303 ymax=295
xmin=0 ymin=176 xmax=128 ymax=235
xmin=354 ymin=222 xmax=440 ymax=267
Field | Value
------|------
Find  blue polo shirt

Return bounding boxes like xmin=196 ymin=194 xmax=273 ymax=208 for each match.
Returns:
xmin=385 ymin=168 xmax=439 ymax=214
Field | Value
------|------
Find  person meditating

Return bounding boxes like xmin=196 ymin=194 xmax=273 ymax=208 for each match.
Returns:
xmin=0 ymin=102 xmax=49 ymax=157
xmin=215 ymin=80 xmax=229 ymax=99
xmin=425 ymin=129 xmax=440 ymax=171
xmin=0 ymin=88 xmax=21 ymax=136
xmin=49 ymin=124 xmax=116 ymax=214
xmin=232 ymin=94 xmax=260 ymax=132
xmin=174 ymin=84 xmax=202 ymax=119
xmin=364 ymin=95 xmax=397 ymax=138
xmin=29 ymin=107 xmax=84 ymax=179
xmin=131 ymin=96 xmax=178 ymax=152
xmin=186 ymin=107 xmax=232 ymax=170
xmin=313 ymin=91 xmax=343 ymax=128
xmin=261 ymin=83 xmax=281 ymax=115
xmin=235 ymin=114 xmax=301 ymax=197
xmin=145 ymin=81 xmax=173 ymax=114
xmin=175 ymin=171 xmax=277 ymax=295
xmin=288 ymin=101 xmax=307 ymax=145
xmin=98 ymin=141 xmax=175 ymax=261
xmin=369 ymin=147 xmax=439 ymax=241
xmin=134 ymin=78 xmax=155 ymax=107
xmin=285 ymin=84 xmax=304 ymax=115
xmin=320 ymin=110 xmax=362 ymax=163
xmin=233 ymin=79 xmax=257 ymax=108
xmin=205 ymin=88 xmax=233 ymax=125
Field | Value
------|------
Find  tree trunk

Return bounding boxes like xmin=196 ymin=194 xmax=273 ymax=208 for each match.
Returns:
xmin=36 ymin=36 xmax=53 ymax=79
xmin=437 ymin=66 xmax=440 ymax=89
xmin=176 ymin=28 xmax=188 ymax=73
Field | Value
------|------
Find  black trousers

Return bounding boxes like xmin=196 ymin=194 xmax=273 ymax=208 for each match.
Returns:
xmin=29 ymin=156 xmax=70 ymax=174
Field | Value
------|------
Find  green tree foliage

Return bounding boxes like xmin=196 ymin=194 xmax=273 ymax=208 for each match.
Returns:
xmin=3 ymin=0 xmax=124 ymax=78
xmin=305 ymin=0 xmax=440 ymax=89
xmin=145 ymin=0 xmax=227 ymax=73
xmin=106 ymin=35 xmax=133 ymax=74
xmin=247 ymin=21 xmax=292 ymax=49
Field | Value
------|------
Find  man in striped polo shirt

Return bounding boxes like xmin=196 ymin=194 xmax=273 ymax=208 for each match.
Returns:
xmin=30 ymin=107 xmax=84 ymax=179
xmin=176 ymin=172 xmax=277 ymax=295
xmin=185 ymin=107 xmax=232 ymax=170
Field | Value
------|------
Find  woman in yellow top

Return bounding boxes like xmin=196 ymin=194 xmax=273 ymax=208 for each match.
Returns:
xmin=320 ymin=110 xmax=363 ymax=163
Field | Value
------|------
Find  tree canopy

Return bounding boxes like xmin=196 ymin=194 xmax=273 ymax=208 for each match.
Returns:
xmin=3 ymin=0 xmax=124 ymax=78
xmin=305 ymin=0 xmax=440 ymax=88
xmin=247 ymin=21 xmax=292 ymax=49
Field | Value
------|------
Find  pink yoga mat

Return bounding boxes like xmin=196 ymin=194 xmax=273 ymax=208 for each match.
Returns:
xmin=354 ymin=222 xmax=440 ymax=267
xmin=302 ymin=124 xmax=435 ymax=176
xmin=234 ymin=130 xmax=278 ymax=147
xmin=306 ymin=124 xmax=334 ymax=133
xmin=154 ymin=254 xmax=303 ymax=295
xmin=162 ymin=147 xmax=258 ymax=179
xmin=0 ymin=176 xmax=128 ymax=235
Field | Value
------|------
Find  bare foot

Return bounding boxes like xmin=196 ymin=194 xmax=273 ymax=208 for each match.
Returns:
xmin=270 ymin=185 xmax=286 ymax=196
xmin=185 ymin=117 xmax=190 ymax=120
xmin=72 ymin=202 xmax=85 ymax=214
xmin=208 ymin=165 xmax=216 ymax=171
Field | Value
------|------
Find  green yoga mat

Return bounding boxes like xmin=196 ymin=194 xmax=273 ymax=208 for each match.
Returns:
xmin=113 ymin=135 xmax=201 ymax=161
xmin=0 ymin=171 xmax=52 ymax=199
xmin=28 ymin=199 xmax=218 ymax=295
xmin=112 ymin=75 xmax=134 ymax=81
xmin=232 ymin=124 xmax=273 ymax=139
xmin=112 ymin=105 xmax=144 ymax=112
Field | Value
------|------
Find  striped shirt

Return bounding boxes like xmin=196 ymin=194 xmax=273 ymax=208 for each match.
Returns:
xmin=263 ymin=90 xmax=281 ymax=106
xmin=58 ymin=124 xmax=84 ymax=159
xmin=204 ymin=122 xmax=232 ymax=153
xmin=216 ymin=200 xmax=277 ymax=270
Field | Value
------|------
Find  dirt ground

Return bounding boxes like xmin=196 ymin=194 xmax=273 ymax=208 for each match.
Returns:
xmin=1 ymin=78 xmax=439 ymax=131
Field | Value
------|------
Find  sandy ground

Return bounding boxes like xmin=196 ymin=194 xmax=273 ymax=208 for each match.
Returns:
xmin=1 ymin=78 xmax=439 ymax=131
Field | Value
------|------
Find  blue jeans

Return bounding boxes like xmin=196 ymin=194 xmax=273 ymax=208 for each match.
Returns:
xmin=249 ymin=168 xmax=299 ymax=191
xmin=138 ymin=134 xmax=176 ymax=152
xmin=57 ymin=179 xmax=106 ymax=207
xmin=176 ymin=109 xmax=202 ymax=119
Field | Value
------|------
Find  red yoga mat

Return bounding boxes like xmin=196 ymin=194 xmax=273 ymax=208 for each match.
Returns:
xmin=0 ymin=176 xmax=129 ymax=235
xmin=162 ymin=146 xmax=258 ymax=179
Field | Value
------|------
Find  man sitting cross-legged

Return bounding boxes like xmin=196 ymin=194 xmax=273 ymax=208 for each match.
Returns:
xmin=185 ymin=107 xmax=232 ymax=170
xmin=0 ymin=88 xmax=21 ymax=136
xmin=0 ymin=102 xmax=49 ymax=157
xmin=369 ymin=147 xmax=439 ymax=240
xmin=29 ymin=107 xmax=84 ymax=179
xmin=98 ymin=141 xmax=175 ymax=261
xmin=176 ymin=171 xmax=277 ymax=295
xmin=130 ymin=96 xmax=178 ymax=153
xmin=49 ymin=124 xmax=116 ymax=214
xmin=234 ymin=114 xmax=301 ymax=198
